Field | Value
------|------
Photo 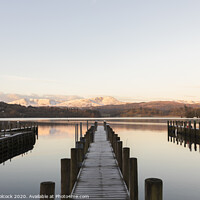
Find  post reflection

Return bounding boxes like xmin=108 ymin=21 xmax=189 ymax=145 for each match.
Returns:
xmin=0 ymin=132 xmax=36 ymax=164
xmin=168 ymin=127 xmax=200 ymax=152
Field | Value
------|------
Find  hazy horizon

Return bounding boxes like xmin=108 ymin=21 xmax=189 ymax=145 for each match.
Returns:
xmin=0 ymin=91 xmax=199 ymax=103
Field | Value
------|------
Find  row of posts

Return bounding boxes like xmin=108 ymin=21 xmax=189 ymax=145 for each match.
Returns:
xmin=0 ymin=121 xmax=38 ymax=137
xmin=168 ymin=120 xmax=200 ymax=136
xmin=0 ymin=121 xmax=37 ymax=132
xmin=40 ymin=122 xmax=97 ymax=200
xmin=105 ymin=122 xmax=163 ymax=200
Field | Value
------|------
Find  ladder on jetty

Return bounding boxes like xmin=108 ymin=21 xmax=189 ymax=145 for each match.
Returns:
xmin=71 ymin=125 xmax=130 ymax=200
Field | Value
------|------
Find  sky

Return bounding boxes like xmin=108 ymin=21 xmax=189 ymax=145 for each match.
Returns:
xmin=0 ymin=0 xmax=200 ymax=101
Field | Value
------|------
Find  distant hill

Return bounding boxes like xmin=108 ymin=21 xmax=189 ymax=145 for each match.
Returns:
xmin=57 ymin=97 xmax=125 ymax=107
xmin=95 ymin=101 xmax=200 ymax=117
xmin=0 ymin=100 xmax=200 ymax=118
xmin=0 ymin=92 xmax=83 ymax=106
xmin=7 ymin=95 xmax=125 ymax=107
xmin=1 ymin=92 xmax=200 ymax=118
xmin=0 ymin=102 xmax=101 ymax=118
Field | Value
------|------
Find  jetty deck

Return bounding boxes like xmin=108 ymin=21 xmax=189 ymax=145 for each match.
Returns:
xmin=71 ymin=125 xmax=130 ymax=200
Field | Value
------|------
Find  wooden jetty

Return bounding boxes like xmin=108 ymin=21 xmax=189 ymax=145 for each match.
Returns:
xmin=40 ymin=122 xmax=163 ymax=200
xmin=71 ymin=125 xmax=129 ymax=199
xmin=168 ymin=120 xmax=200 ymax=152
xmin=0 ymin=121 xmax=38 ymax=164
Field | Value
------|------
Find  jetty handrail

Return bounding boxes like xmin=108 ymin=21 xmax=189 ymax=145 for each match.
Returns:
xmin=0 ymin=121 xmax=38 ymax=137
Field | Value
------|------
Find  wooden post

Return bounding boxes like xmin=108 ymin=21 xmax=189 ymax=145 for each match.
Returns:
xmin=184 ymin=121 xmax=186 ymax=134
xmin=87 ymin=120 xmax=88 ymax=131
xmin=40 ymin=182 xmax=55 ymax=200
xmin=145 ymin=178 xmax=163 ymax=200
xmin=189 ymin=121 xmax=191 ymax=134
xmin=70 ymin=148 xmax=78 ymax=192
xmin=61 ymin=158 xmax=70 ymax=197
xmin=77 ymin=147 xmax=84 ymax=168
xmin=167 ymin=121 xmax=169 ymax=132
xmin=193 ymin=121 xmax=196 ymax=136
xmin=76 ymin=124 xmax=79 ymax=142
xmin=113 ymin=134 xmax=118 ymax=153
xmin=80 ymin=122 xmax=82 ymax=138
xmin=122 ymin=147 xmax=130 ymax=188
xmin=75 ymin=124 xmax=77 ymax=147
xmin=117 ymin=141 xmax=122 ymax=170
xmin=129 ymin=158 xmax=138 ymax=200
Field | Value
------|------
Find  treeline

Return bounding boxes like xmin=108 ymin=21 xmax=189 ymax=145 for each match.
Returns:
xmin=98 ymin=107 xmax=186 ymax=117
xmin=0 ymin=102 xmax=101 ymax=118
xmin=184 ymin=106 xmax=200 ymax=118
xmin=1 ymin=101 xmax=200 ymax=118
xmin=97 ymin=103 xmax=200 ymax=118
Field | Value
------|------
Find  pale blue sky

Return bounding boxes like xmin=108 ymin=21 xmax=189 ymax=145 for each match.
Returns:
xmin=0 ymin=0 xmax=200 ymax=101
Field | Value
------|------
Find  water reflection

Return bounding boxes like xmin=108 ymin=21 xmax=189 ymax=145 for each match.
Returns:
xmin=0 ymin=132 xmax=36 ymax=165
xmin=0 ymin=121 xmax=199 ymax=200
xmin=168 ymin=129 xmax=200 ymax=152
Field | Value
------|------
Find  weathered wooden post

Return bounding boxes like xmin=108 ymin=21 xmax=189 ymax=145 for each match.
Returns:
xmin=167 ymin=121 xmax=169 ymax=132
xmin=129 ymin=157 xmax=138 ymax=200
xmin=70 ymin=148 xmax=78 ymax=192
xmin=184 ymin=121 xmax=186 ymax=134
xmin=61 ymin=158 xmax=70 ymax=197
xmin=113 ymin=134 xmax=118 ymax=154
xmin=76 ymin=124 xmax=79 ymax=142
xmin=122 ymin=147 xmax=130 ymax=188
xmin=145 ymin=178 xmax=163 ymax=200
xmin=194 ymin=121 xmax=196 ymax=137
xmin=94 ymin=121 xmax=98 ymax=130
xmin=80 ymin=122 xmax=82 ymax=138
xmin=117 ymin=141 xmax=122 ymax=170
xmin=189 ymin=121 xmax=191 ymax=135
xmin=40 ymin=181 xmax=55 ymax=200
xmin=77 ymin=147 xmax=84 ymax=168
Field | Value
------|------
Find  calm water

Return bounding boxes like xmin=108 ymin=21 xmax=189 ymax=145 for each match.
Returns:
xmin=0 ymin=119 xmax=200 ymax=200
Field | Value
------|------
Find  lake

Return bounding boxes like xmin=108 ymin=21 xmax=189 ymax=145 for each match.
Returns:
xmin=0 ymin=118 xmax=199 ymax=200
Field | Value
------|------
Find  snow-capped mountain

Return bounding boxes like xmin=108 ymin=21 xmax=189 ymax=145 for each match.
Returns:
xmin=0 ymin=92 xmax=125 ymax=107
xmin=57 ymin=97 xmax=124 ymax=107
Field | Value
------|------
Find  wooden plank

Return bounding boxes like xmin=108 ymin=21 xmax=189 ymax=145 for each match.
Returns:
xmin=71 ymin=126 xmax=130 ymax=200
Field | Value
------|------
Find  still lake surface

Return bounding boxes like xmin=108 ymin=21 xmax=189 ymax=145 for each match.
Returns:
xmin=0 ymin=118 xmax=200 ymax=200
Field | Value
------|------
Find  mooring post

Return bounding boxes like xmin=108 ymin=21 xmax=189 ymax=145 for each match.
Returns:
xmin=145 ymin=178 xmax=163 ymax=200
xmin=117 ymin=141 xmax=122 ymax=170
xmin=76 ymin=124 xmax=79 ymax=142
xmin=61 ymin=158 xmax=70 ymax=197
xmin=80 ymin=122 xmax=82 ymax=138
xmin=184 ymin=121 xmax=186 ymax=134
xmin=189 ymin=121 xmax=191 ymax=135
xmin=70 ymin=148 xmax=78 ymax=192
xmin=194 ymin=121 xmax=196 ymax=137
xmin=40 ymin=181 xmax=55 ymax=200
xmin=113 ymin=134 xmax=118 ymax=154
xmin=75 ymin=125 xmax=77 ymax=147
xmin=77 ymin=147 xmax=84 ymax=168
xmin=129 ymin=157 xmax=138 ymax=200
xmin=167 ymin=121 xmax=169 ymax=132
xmin=122 ymin=147 xmax=130 ymax=188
